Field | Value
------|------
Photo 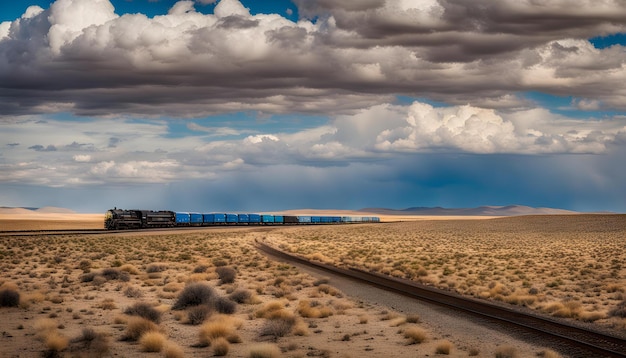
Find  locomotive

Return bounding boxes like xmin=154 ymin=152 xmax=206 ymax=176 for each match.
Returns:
xmin=104 ymin=208 xmax=380 ymax=230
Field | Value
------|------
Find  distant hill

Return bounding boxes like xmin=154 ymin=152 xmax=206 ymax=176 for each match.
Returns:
xmin=0 ymin=206 xmax=76 ymax=214
xmin=358 ymin=205 xmax=578 ymax=216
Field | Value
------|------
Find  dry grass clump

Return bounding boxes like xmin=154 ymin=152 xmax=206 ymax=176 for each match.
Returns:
xmin=248 ymin=343 xmax=281 ymax=358
xmin=121 ymin=316 xmax=160 ymax=341
xmin=139 ymin=331 xmax=166 ymax=352
xmin=212 ymin=336 xmax=230 ymax=356
xmin=119 ymin=264 xmax=140 ymax=275
xmin=609 ymin=300 xmax=626 ymax=318
xmin=34 ymin=318 xmax=69 ymax=354
xmin=435 ymin=339 xmax=452 ymax=354
xmin=198 ymin=316 xmax=241 ymax=347
xmin=403 ymin=326 xmax=428 ymax=344
xmin=297 ymin=300 xmax=333 ymax=318
xmin=124 ymin=302 xmax=162 ymax=323
xmin=164 ymin=342 xmax=185 ymax=358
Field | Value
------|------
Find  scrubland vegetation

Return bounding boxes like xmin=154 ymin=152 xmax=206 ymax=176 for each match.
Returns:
xmin=267 ymin=215 xmax=626 ymax=334
xmin=1 ymin=215 xmax=605 ymax=356
xmin=0 ymin=226 xmax=541 ymax=357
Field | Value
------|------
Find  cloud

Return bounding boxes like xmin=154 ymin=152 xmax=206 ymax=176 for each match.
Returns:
xmin=0 ymin=0 xmax=625 ymax=118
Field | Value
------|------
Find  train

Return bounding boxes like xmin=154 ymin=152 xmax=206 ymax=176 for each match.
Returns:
xmin=104 ymin=208 xmax=380 ymax=230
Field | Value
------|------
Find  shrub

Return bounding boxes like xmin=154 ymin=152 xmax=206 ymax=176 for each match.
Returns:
xmin=249 ymin=343 xmax=281 ymax=358
xmin=72 ymin=328 xmax=110 ymax=354
xmin=260 ymin=310 xmax=296 ymax=338
xmin=187 ymin=305 xmax=212 ymax=325
xmin=124 ymin=286 xmax=144 ymax=298
xmin=609 ymin=300 xmax=626 ymax=318
xmin=435 ymin=340 xmax=452 ymax=354
xmin=406 ymin=314 xmax=420 ymax=323
xmin=216 ymin=267 xmax=237 ymax=284
xmin=121 ymin=316 xmax=159 ymax=341
xmin=495 ymin=345 xmax=517 ymax=358
xmin=146 ymin=263 xmax=168 ymax=273
xmin=79 ymin=272 xmax=98 ymax=282
xmin=193 ymin=264 xmax=209 ymax=273
xmin=139 ymin=331 xmax=166 ymax=352
xmin=44 ymin=331 xmax=69 ymax=352
xmin=212 ymin=337 xmax=230 ymax=356
xmin=164 ymin=342 xmax=184 ymax=358
xmin=298 ymin=300 xmax=332 ymax=318
xmin=213 ymin=296 xmax=237 ymax=314
xmin=173 ymin=283 xmax=215 ymax=310
xmin=124 ymin=302 xmax=162 ymax=323
xmin=198 ymin=320 xmax=235 ymax=347
xmin=403 ymin=326 xmax=428 ymax=344
xmin=101 ymin=268 xmax=130 ymax=282
xmin=0 ymin=288 xmax=20 ymax=307
xmin=119 ymin=264 xmax=140 ymax=275
xmin=229 ymin=289 xmax=252 ymax=303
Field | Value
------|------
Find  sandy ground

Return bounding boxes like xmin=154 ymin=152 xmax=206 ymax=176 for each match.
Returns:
xmin=0 ymin=214 xmax=564 ymax=358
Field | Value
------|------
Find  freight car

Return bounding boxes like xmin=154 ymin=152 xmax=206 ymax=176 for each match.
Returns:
xmin=104 ymin=208 xmax=380 ymax=230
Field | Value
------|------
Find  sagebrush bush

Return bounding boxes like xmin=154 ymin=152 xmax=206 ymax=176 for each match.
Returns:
xmin=187 ymin=305 xmax=212 ymax=325
xmin=216 ymin=266 xmax=237 ymax=284
xmin=124 ymin=302 xmax=162 ymax=323
xmin=173 ymin=283 xmax=215 ymax=309
xmin=229 ymin=288 xmax=252 ymax=303
xmin=146 ymin=263 xmax=168 ymax=273
xmin=213 ymin=296 xmax=237 ymax=314
xmin=0 ymin=288 xmax=20 ymax=307
xmin=101 ymin=268 xmax=130 ymax=282
xmin=260 ymin=310 xmax=296 ymax=338
xmin=609 ymin=300 xmax=626 ymax=318
xmin=72 ymin=328 xmax=110 ymax=354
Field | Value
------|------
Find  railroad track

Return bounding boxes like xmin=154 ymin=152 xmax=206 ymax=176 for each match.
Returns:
xmin=256 ymin=241 xmax=626 ymax=358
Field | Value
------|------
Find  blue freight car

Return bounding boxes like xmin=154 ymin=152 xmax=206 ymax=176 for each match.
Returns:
xmin=298 ymin=216 xmax=312 ymax=223
xmin=226 ymin=214 xmax=238 ymax=224
xmin=175 ymin=212 xmax=190 ymax=225
xmin=274 ymin=215 xmax=284 ymax=224
xmin=237 ymin=214 xmax=249 ymax=223
xmin=190 ymin=212 xmax=203 ymax=226
xmin=261 ymin=215 xmax=274 ymax=224
xmin=249 ymin=214 xmax=261 ymax=224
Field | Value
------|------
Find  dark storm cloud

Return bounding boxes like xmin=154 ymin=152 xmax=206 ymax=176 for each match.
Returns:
xmin=28 ymin=144 xmax=57 ymax=151
xmin=1 ymin=0 xmax=626 ymax=118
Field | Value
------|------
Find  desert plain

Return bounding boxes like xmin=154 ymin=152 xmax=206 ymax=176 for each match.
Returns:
xmin=0 ymin=209 xmax=624 ymax=357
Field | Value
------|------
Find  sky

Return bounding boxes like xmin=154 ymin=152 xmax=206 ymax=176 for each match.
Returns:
xmin=1 ymin=0 xmax=626 ymax=213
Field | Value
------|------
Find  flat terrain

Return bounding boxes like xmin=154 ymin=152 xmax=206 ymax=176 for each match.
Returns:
xmin=0 ymin=219 xmax=566 ymax=357
xmin=267 ymin=215 xmax=626 ymax=336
